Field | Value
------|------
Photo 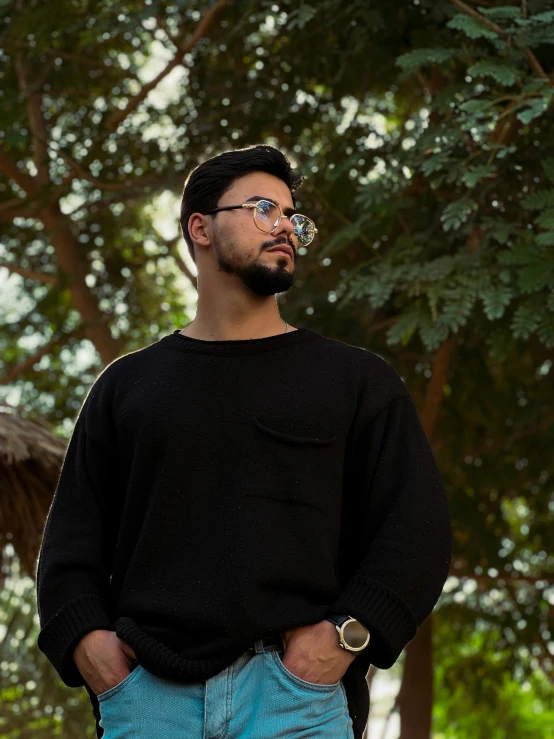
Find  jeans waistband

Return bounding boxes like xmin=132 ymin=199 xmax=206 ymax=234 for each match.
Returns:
xmin=246 ymin=634 xmax=284 ymax=654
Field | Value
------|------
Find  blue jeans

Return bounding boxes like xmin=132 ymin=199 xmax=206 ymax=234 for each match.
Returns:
xmin=97 ymin=638 xmax=355 ymax=738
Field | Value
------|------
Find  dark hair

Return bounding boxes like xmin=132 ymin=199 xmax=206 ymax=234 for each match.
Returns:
xmin=179 ymin=144 xmax=304 ymax=263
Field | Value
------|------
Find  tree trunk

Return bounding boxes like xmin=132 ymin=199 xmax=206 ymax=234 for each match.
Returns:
xmin=398 ymin=617 xmax=434 ymax=738
xmin=397 ymin=335 xmax=457 ymax=738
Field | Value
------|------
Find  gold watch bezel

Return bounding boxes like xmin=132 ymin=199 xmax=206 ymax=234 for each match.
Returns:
xmin=337 ymin=616 xmax=370 ymax=652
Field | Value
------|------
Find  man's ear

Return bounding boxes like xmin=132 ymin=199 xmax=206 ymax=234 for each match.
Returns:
xmin=188 ymin=213 xmax=210 ymax=246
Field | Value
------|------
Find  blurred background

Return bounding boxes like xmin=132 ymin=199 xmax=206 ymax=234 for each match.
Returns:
xmin=1 ymin=0 xmax=554 ymax=737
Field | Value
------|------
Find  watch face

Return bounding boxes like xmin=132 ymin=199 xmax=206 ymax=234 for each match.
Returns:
xmin=343 ymin=620 xmax=369 ymax=649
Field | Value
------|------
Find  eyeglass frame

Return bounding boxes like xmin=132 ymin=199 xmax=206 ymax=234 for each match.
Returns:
xmin=203 ymin=199 xmax=318 ymax=246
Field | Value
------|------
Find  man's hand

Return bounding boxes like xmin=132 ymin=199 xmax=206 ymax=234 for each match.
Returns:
xmin=279 ymin=620 xmax=356 ymax=685
xmin=73 ymin=629 xmax=137 ymax=696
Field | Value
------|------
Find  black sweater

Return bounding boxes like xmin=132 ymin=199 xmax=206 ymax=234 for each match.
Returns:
xmin=36 ymin=326 xmax=452 ymax=738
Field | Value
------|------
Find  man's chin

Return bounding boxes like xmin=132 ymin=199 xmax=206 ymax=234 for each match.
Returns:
xmin=239 ymin=266 xmax=295 ymax=296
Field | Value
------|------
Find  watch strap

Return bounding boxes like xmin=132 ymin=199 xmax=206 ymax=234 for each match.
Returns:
xmin=325 ymin=614 xmax=351 ymax=628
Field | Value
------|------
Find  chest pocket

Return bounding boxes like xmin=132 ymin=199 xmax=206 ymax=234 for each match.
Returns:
xmin=244 ymin=414 xmax=341 ymax=515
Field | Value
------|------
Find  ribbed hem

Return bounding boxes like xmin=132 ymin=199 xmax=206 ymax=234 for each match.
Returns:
xmin=158 ymin=326 xmax=321 ymax=356
xmin=115 ymin=617 xmax=245 ymax=681
xmin=37 ymin=594 xmax=113 ymax=687
xmin=326 ymin=577 xmax=417 ymax=669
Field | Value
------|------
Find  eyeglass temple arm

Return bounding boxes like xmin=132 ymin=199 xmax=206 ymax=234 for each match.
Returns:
xmin=204 ymin=205 xmax=245 ymax=215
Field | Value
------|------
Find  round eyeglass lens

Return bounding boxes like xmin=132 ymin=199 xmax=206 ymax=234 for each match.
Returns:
xmin=254 ymin=200 xmax=281 ymax=231
xmin=291 ymin=215 xmax=316 ymax=246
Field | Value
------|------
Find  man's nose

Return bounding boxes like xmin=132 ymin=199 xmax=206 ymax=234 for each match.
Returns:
xmin=272 ymin=216 xmax=295 ymax=239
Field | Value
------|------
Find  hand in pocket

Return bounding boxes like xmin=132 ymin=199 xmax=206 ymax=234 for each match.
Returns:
xmin=73 ymin=629 xmax=137 ymax=696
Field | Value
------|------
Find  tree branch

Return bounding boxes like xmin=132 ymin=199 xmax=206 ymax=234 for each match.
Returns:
xmin=0 ymin=145 xmax=39 ymax=195
xmin=24 ymin=130 xmax=175 ymax=193
xmin=0 ymin=330 xmax=84 ymax=385
xmin=0 ymin=197 xmax=39 ymax=222
xmin=450 ymin=414 xmax=554 ymax=465
xmin=450 ymin=0 xmax=504 ymax=34
xmin=11 ymin=41 xmax=109 ymax=67
xmin=167 ymin=237 xmax=198 ymax=291
xmin=525 ymin=49 xmax=549 ymax=81
xmin=14 ymin=52 xmax=50 ymax=186
xmin=450 ymin=560 xmax=554 ymax=587
xmin=105 ymin=0 xmax=228 ymax=133
xmin=0 ymin=261 xmax=58 ymax=285
xmin=154 ymin=15 xmax=180 ymax=48
xmin=450 ymin=0 xmax=550 ymax=80
xmin=367 ymin=316 xmax=399 ymax=336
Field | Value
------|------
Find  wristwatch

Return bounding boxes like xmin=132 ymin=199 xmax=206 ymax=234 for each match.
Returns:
xmin=326 ymin=614 xmax=370 ymax=653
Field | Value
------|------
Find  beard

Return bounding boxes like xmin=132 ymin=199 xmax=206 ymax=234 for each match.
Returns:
xmin=212 ymin=229 xmax=295 ymax=296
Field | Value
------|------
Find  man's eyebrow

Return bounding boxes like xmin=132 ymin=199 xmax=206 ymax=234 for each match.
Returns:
xmin=245 ymin=195 xmax=296 ymax=217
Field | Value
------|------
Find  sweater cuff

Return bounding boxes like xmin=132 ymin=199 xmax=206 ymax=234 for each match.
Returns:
xmin=325 ymin=577 xmax=417 ymax=669
xmin=37 ymin=593 xmax=114 ymax=687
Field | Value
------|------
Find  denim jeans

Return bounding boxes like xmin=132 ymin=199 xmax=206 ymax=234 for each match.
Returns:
xmin=97 ymin=638 xmax=355 ymax=738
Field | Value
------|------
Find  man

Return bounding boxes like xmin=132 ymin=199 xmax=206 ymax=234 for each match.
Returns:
xmin=36 ymin=144 xmax=452 ymax=739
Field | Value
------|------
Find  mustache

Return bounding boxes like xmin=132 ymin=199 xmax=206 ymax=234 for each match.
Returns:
xmin=263 ymin=237 xmax=296 ymax=254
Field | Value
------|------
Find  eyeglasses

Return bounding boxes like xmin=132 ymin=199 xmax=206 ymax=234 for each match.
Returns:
xmin=204 ymin=199 xmax=318 ymax=247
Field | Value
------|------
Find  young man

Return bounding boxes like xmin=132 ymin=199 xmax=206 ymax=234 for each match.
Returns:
xmin=36 ymin=144 xmax=452 ymax=739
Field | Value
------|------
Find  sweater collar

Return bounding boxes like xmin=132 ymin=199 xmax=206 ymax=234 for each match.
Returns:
xmin=159 ymin=326 xmax=320 ymax=356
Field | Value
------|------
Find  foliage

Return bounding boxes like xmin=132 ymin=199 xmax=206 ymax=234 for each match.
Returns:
xmin=322 ymin=1 xmax=554 ymax=358
xmin=433 ymin=608 xmax=554 ymax=738
xmin=0 ymin=545 xmax=95 ymax=737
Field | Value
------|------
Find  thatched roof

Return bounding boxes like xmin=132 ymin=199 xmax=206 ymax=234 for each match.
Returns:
xmin=0 ymin=412 xmax=66 ymax=587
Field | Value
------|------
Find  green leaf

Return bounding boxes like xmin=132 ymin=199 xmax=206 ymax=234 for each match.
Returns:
xmin=422 ymin=151 xmax=452 ymax=177
xmin=386 ymin=310 xmax=420 ymax=346
xmin=287 ymin=5 xmax=317 ymax=30
xmin=511 ymin=302 xmax=541 ymax=339
xmin=447 ymin=14 xmax=500 ymax=39
xmin=519 ymin=264 xmax=553 ymax=293
xmin=467 ymin=61 xmax=519 ymax=86
xmin=497 ymin=246 xmax=541 ymax=266
xmin=521 ymin=78 xmax=551 ymax=96
xmin=520 ymin=189 xmax=554 ymax=210
xmin=441 ymin=197 xmax=478 ymax=232
xmin=486 ymin=219 xmax=512 ymax=244
xmin=482 ymin=284 xmax=513 ymax=320
xmin=365 ymin=277 xmax=395 ymax=308
xmin=534 ymin=232 xmax=554 ymax=247
xmin=526 ymin=10 xmax=554 ymax=25
xmin=422 ymin=255 xmax=457 ymax=281
xmin=537 ymin=311 xmax=554 ymax=348
xmin=478 ymin=7 xmax=522 ymax=21
xmin=534 ymin=208 xmax=554 ymax=230
xmin=540 ymin=158 xmax=554 ymax=184
xmin=517 ymin=25 xmax=554 ymax=47
xmin=462 ymin=164 xmax=497 ymax=188
xmin=517 ymin=98 xmax=550 ymax=124
xmin=396 ymin=48 xmax=459 ymax=72
xmin=419 ymin=315 xmax=451 ymax=351
xmin=441 ymin=288 xmax=477 ymax=330
xmin=458 ymin=98 xmax=493 ymax=115
xmin=495 ymin=144 xmax=517 ymax=159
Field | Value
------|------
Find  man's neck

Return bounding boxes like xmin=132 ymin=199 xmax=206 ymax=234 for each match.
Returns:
xmin=178 ymin=321 xmax=297 ymax=341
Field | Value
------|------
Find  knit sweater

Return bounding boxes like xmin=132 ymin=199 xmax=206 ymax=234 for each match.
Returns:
xmin=36 ymin=325 xmax=452 ymax=739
